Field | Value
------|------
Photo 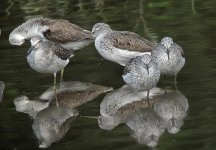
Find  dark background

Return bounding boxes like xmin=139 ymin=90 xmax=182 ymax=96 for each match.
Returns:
xmin=0 ymin=0 xmax=216 ymax=149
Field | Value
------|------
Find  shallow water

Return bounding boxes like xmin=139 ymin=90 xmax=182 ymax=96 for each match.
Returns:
xmin=0 ymin=0 xmax=216 ymax=149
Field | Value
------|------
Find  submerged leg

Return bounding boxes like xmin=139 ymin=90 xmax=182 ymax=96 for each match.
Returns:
xmin=174 ymin=74 xmax=178 ymax=90
xmin=60 ymin=68 xmax=64 ymax=82
xmin=53 ymin=73 xmax=59 ymax=107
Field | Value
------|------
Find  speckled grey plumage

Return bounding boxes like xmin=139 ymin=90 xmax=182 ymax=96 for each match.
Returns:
xmin=152 ymin=37 xmax=185 ymax=76
xmin=126 ymin=108 xmax=165 ymax=148
xmin=92 ymin=23 xmax=157 ymax=66
xmin=9 ymin=17 xmax=94 ymax=50
xmin=27 ymin=37 xmax=73 ymax=74
xmin=153 ymin=90 xmax=189 ymax=134
xmin=122 ymin=54 xmax=160 ymax=92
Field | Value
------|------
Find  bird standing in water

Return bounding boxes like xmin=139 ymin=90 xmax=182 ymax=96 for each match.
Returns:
xmin=27 ymin=37 xmax=74 ymax=106
xmin=122 ymin=54 xmax=160 ymax=105
xmin=151 ymin=37 xmax=185 ymax=84
xmin=9 ymin=17 xmax=94 ymax=81
xmin=91 ymin=23 xmax=156 ymax=66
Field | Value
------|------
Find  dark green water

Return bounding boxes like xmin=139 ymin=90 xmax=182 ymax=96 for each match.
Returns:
xmin=0 ymin=0 xmax=216 ymax=149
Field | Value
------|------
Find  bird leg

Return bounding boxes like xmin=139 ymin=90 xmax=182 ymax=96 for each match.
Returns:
xmin=53 ymin=73 xmax=59 ymax=107
xmin=174 ymin=74 xmax=177 ymax=84
xmin=174 ymin=74 xmax=178 ymax=90
xmin=54 ymin=72 xmax=57 ymax=87
xmin=60 ymin=68 xmax=64 ymax=83
xmin=80 ymin=115 xmax=98 ymax=119
xmin=147 ymin=90 xmax=150 ymax=107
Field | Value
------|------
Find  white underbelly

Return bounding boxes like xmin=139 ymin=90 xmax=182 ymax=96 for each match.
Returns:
xmin=61 ymin=40 xmax=92 ymax=50
xmin=27 ymin=50 xmax=69 ymax=74
xmin=95 ymin=36 xmax=150 ymax=66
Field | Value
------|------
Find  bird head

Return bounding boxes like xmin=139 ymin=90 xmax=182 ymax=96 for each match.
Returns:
xmin=161 ymin=37 xmax=173 ymax=49
xmin=9 ymin=33 xmax=25 ymax=46
xmin=91 ymin=23 xmax=112 ymax=37
xmin=30 ymin=37 xmax=42 ymax=46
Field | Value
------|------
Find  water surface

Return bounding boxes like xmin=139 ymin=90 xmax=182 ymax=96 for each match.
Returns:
xmin=0 ymin=0 xmax=216 ymax=150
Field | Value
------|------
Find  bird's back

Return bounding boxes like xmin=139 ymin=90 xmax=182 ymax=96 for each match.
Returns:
xmin=43 ymin=19 xmax=93 ymax=43
xmin=41 ymin=40 xmax=74 ymax=60
xmin=106 ymin=31 xmax=157 ymax=52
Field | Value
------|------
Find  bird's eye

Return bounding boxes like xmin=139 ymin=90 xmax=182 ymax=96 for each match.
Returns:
xmin=23 ymin=29 xmax=28 ymax=34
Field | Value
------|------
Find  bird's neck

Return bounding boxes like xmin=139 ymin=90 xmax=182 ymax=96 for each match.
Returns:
xmin=25 ymin=24 xmax=48 ymax=39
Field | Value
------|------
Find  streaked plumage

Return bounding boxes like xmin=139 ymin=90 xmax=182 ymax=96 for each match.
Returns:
xmin=27 ymin=37 xmax=73 ymax=84
xmin=9 ymin=17 xmax=94 ymax=50
xmin=152 ymin=37 xmax=185 ymax=82
xmin=123 ymin=54 xmax=160 ymax=92
xmin=27 ymin=37 xmax=73 ymax=106
xmin=92 ymin=23 xmax=156 ymax=66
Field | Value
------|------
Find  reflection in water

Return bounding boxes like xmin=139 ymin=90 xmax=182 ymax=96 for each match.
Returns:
xmin=100 ymin=85 xmax=167 ymax=117
xmin=0 ymin=81 xmax=5 ymax=102
xmin=99 ymin=85 xmax=167 ymax=130
xmin=98 ymin=85 xmax=188 ymax=148
xmin=135 ymin=0 xmax=157 ymax=41
xmin=6 ymin=0 xmax=71 ymax=18
xmin=126 ymin=108 xmax=165 ymax=147
xmin=191 ymin=0 xmax=197 ymax=14
xmin=14 ymin=81 xmax=113 ymax=148
xmin=14 ymin=95 xmax=49 ymax=118
xmin=14 ymin=81 xmax=113 ymax=118
xmin=98 ymin=85 xmax=169 ymax=130
xmin=32 ymin=106 xmax=78 ymax=148
xmin=42 ymin=81 xmax=113 ymax=108
xmin=154 ymin=91 xmax=189 ymax=134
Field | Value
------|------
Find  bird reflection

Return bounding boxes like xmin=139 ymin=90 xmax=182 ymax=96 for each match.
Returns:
xmin=0 ymin=81 xmax=5 ymax=102
xmin=32 ymin=106 xmax=78 ymax=148
xmin=14 ymin=81 xmax=113 ymax=118
xmin=126 ymin=108 xmax=165 ymax=147
xmin=153 ymin=90 xmax=189 ymax=134
xmin=98 ymin=85 xmax=188 ymax=148
xmin=99 ymin=85 xmax=166 ymax=130
xmin=14 ymin=95 xmax=49 ymax=118
xmin=14 ymin=81 xmax=113 ymax=148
